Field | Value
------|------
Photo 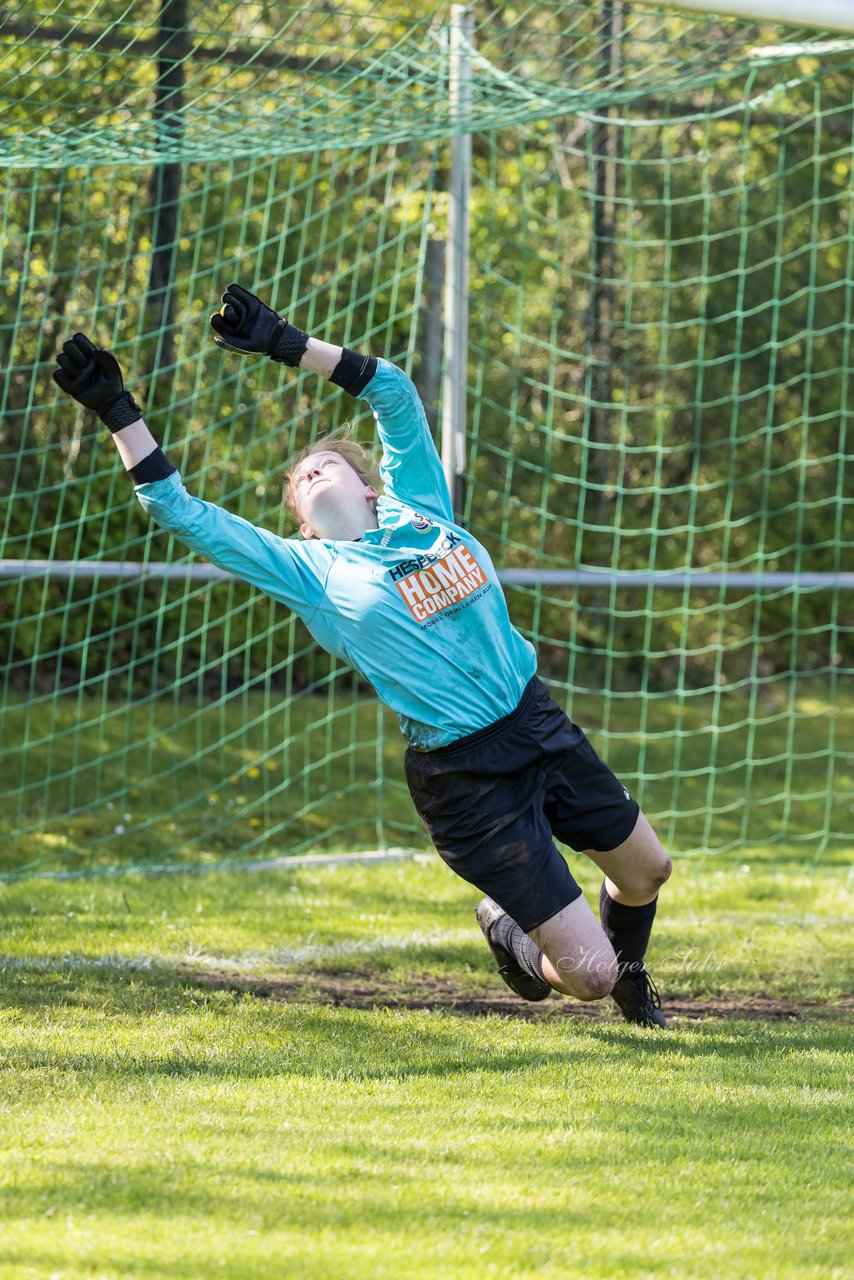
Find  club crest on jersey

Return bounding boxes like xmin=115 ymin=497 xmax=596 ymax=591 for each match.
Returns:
xmin=410 ymin=513 xmax=434 ymax=532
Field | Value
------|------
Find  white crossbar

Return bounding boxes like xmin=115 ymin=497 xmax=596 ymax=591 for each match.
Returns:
xmin=1 ymin=560 xmax=852 ymax=590
xmin=634 ymin=0 xmax=854 ymax=35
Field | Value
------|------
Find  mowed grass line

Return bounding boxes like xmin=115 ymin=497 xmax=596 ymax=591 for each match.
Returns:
xmin=2 ymin=857 xmax=851 ymax=1002
xmin=0 ymin=859 xmax=851 ymax=1278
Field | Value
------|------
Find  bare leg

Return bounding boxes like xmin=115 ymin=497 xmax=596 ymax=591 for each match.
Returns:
xmin=532 ymin=813 xmax=671 ymax=1007
xmin=477 ymin=816 xmax=670 ymax=1008
xmin=584 ymin=810 xmax=672 ymax=904
xmin=582 ymin=810 xmax=671 ymax=1026
xmin=529 ymin=894 xmax=618 ymax=1001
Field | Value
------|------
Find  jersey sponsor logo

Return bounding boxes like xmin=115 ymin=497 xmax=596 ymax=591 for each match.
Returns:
xmin=395 ymin=543 xmax=487 ymax=623
xmin=410 ymin=513 xmax=434 ymax=531
xmin=387 ymin=530 xmax=463 ymax=582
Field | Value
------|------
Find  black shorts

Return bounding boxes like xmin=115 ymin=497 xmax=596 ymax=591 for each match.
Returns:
xmin=404 ymin=676 xmax=640 ymax=933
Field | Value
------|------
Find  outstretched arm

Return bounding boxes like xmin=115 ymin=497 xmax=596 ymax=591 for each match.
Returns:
xmin=300 ymin=336 xmax=343 ymax=380
xmin=51 ymin=334 xmax=331 ymax=617
xmin=210 ymin=282 xmax=377 ymax=398
xmin=52 ymin=332 xmax=167 ymax=475
xmin=211 ymin=283 xmax=453 ymax=520
xmin=210 ymin=282 xmax=344 ymax=380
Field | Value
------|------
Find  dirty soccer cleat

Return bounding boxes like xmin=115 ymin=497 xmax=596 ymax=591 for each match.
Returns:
xmin=609 ymin=965 xmax=667 ymax=1028
xmin=475 ymin=897 xmax=551 ymax=1002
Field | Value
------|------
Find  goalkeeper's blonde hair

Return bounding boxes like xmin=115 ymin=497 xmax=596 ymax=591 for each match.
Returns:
xmin=283 ymin=425 xmax=380 ymax=520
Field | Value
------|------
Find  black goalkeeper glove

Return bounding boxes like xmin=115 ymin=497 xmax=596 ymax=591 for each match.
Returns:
xmin=52 ymin=333 xmax=142 ymax=432
xmin=209 ymin=282 xmax=310 ymax=367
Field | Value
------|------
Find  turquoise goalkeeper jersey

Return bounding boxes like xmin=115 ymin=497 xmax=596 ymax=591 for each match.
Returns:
xmin=135 ymin=358 xmax=537 ymax=750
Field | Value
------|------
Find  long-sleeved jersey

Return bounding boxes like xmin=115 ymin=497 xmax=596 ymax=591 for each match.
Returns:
xmin=135 ymin=357 xmax=537 ymax=750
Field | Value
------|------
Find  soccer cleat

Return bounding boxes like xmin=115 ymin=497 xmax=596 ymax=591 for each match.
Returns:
xmin=609 ymin=965 xmax=667 ymax=1028
xmin=475 ymin=897 xmax=552 ymax=1002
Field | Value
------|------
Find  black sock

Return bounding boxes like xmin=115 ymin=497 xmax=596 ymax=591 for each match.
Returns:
xmin=490 ymin=912 xmax=546 ymax=983
xmin=599 ymin=881 xmax=658 ymax=979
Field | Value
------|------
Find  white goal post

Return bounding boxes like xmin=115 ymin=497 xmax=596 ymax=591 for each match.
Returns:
xmin=640 ymin=0 xmax=854 ymax=35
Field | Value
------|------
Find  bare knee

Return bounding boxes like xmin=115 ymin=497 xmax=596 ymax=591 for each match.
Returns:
xmin=545 ymin=951 xmax=618 ymax=1002
xmin=635 ymin=846 xmax=672 ymax=897
xmin=591 ymin=813 xmax=673 ymax=904
xmin=619 ymin=851 xmax=673 ymax=903
xmin=569 ymin=964 xmax=618 ymax=1002
xmin=533 ymin=894 xmax=619 ymax=1003
xmin=652 ymin=853 xmax=673 ymax=891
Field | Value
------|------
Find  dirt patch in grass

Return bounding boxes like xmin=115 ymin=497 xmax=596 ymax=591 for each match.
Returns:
xmin=185 ymin=969 xmax=853 ymax=1022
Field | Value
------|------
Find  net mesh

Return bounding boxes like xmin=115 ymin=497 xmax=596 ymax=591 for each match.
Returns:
xmin=2 ymin=1 xmax=852 ymax=878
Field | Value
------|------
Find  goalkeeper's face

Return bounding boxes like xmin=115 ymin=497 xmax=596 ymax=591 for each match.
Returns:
xmin=293 ymin=451 xmax=379 ymax=542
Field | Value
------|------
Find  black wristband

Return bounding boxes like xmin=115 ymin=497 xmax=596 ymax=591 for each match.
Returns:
xmin=100 ymin=389 xmax=144 ymax=433
xmin=129 ymin=447 xmax=177 ymax=484
xmin=270 ymin=318 xmax=310 ymax=367
xmin=330 ymin=348 xmax=378 ymax=396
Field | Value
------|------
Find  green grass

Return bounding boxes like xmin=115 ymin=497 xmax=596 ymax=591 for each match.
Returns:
xmin=1 ymin=856 xmax=851 ymax=1278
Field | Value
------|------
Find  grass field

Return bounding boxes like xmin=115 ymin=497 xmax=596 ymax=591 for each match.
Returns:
xmin=1 ymin=852 xmax=851 ymax=1279
xmin=3 ymin=681 xmax=852 ymax=1276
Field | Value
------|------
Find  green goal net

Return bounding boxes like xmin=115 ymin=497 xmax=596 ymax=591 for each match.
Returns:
xmin=2 ymin=1 xmax=852 ymax=879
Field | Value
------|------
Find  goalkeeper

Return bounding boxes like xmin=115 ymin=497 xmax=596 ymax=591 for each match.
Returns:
xmin=52 ymin=283 xmax=672 ymax=1028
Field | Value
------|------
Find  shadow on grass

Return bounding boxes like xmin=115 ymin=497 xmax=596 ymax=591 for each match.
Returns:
xmin=2 ymin=959 xmax=852 ymax=1090
xmin=0 ymin=1179 xmax=590 ymax=1280
xmin=0 ymin=1022 xmax=850 ymax=1280
xmin=183 ymin=967 xmax=854 ymax=1024
xmin=2 ymin=950 xmax=851 ymax=1022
